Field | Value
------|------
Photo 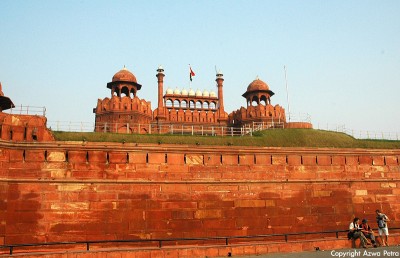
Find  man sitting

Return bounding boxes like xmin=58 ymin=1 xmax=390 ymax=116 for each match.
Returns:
xmin=349 ymin=217 xmax=368 ymax=248
xmin=361 ymin=219 xmax=377 ymax=247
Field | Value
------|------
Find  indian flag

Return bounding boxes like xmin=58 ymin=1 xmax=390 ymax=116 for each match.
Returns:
xmin=190 ymin=66 xmax=195 ymax=81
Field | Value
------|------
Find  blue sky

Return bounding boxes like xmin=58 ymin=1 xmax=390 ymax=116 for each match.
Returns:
xmin=0 ymin=0 xmax=399 ymax=135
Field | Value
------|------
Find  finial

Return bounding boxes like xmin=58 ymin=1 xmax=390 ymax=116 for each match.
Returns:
xmin=123 ymin=65 xmax=127 ymax=70
xmin=256 ymin=75 xmax=259 ymax=80
xmin=157 ymin=65 xmax=164 ymax=73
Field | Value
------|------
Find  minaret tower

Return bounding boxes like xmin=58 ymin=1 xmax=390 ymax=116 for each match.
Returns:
xmin=156 ymin=65 xmax=166 ymax=121
xmin=216 ymin=70 xmax=227 ymax=122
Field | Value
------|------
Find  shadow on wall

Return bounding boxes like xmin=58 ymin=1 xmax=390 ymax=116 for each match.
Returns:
xmin=5 ymin=183 xmax=43 ymax=244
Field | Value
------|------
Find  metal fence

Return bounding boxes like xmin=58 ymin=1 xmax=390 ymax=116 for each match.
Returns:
xmin=3 ymin=105 xmax=46 ymax=116
xmin=2 ymin=227 xmax=399 ymax=255
xmin=3 ymin=105 xmax=394 ymax=140
xmin=317 ymin=124 xmax=400 ymax=141
xmin=47 ymin=121 xmax=286 ymax=137
xmin=0 ymin=228 xmax=374 ymax=255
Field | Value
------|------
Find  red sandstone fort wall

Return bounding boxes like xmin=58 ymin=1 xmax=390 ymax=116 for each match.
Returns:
xmin=0 ymin=141 xmax=399 ymax=245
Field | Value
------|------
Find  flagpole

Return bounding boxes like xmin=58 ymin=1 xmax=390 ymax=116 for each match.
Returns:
xmin=284 ymin=65 xmax=291 ymax=123
xmin=189 ymin=64 xmax=192 ymax=89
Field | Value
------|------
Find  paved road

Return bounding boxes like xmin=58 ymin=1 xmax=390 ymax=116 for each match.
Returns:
xmin=229 ymin=245 xmax=400 ymax=258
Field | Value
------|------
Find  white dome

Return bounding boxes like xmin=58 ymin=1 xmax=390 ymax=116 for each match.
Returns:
xmin=173 ymin=88 xmax=181 ymax=95
xmin=181 ymin=88 xmax=188 ymax=95
xmin=195 ymin=89 xmax=202 ymax=96
xmin=166 ymin=88 xmax=173 ymax=94
xmin=210 ymin=91 xmax=216 ymax=97
xmin=203 ymin=90 xmax=209 ymax=97
xmin=188 ymin=88 xmax=195 ymax=96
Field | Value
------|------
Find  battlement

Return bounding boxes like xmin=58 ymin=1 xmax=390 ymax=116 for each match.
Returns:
xmin=0 ymin=139 xmax=399 ymax=248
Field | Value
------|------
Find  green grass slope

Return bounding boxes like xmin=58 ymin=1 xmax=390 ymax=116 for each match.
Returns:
xmin=51 ymin=129 xmax=400 ymax=149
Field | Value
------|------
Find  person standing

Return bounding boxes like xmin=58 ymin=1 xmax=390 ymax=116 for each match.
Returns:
xmin=376 ymin=209 xmax=390 ymax=246
xmin=349 ymin=217 xmax=368 ymax=248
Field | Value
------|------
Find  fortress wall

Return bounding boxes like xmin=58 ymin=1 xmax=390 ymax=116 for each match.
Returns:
xmin=0 ymin=142 xmax=399 ymax=245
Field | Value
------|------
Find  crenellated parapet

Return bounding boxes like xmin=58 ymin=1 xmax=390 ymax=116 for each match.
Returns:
xmin=94 ymin=96 xmax=152 ymax=115
xmin=228 ymin=104 xmax=286 ymax=126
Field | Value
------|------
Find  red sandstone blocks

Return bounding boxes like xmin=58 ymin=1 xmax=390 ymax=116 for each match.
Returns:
xmin=203 ymin=219 xmax=236 ymax=229
xmin=185 ymin=154 xmax=204 ymax=165
xmin=332 ymin=155 xmax=345 ymax=165
xmin=272 ymin=155 xmax=286 ymax=165
xmin=359 ymin=155 xmax=372 ymax=165
xmin=46 ymin=151 xmax=66 ymax=162
xmin=222 ymin=154 xmax=238 ymax=165
xmin=287 ymin=155 xmax=301 ymax=165
xmin=198 ymin=200 xmax=234 ymax=208
xmin=24 ymin=150 xmax=45 ymax=162
xmin=385 ymin=155 xmax=398 ymax=165
xmin=167 ymin=153 xmax=184 ymax=165
xmin=68 ymin=151 xmax=87 ymax=163
xmin=317 ymin=155 xmax=331 ymax=165
xmin=148 ymin=153 xmax=165 ymax=164
xmin=135 ymin=164 xmax=160 ymax=173
xmin=195 ymin=209 xmax=222 ymax=219
xmin=255 ymin=154 xmax=271 ymax=165
xmin=204 ymin=154 xmax=221 ymax=165
xmin=128 ymin=152 xmax=146 ymax=164
xmin=87 ymin=151 xmax=107 ymax=163
xmin=160 ymin=164 xmax=189 ymax=173
xmin=239 ymin=155 xmax=254 ymax=165
xmin=302 ymin=155 xmax=317 ymax=165
xmin=345 ymin=156 xmax=359 ymax=165
xmin=109 ymin=152 xmax=128 ymax=164
xmin=161 ymin=184 xmax=190 ymax=193
xmin=372 ymin=156 xmax=385 ymax=166
xmin=9 ymin=149 xmax=23 ymax=161
xmin=235 ymin=200 xmax=265 ymax=207
xmin=161 ymin=201 xmax=197 ymax=209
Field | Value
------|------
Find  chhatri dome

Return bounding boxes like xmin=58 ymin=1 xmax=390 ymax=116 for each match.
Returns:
xmin=246 ymin=76 xmax=270 ymax=92
xmin=242 ymin=76 xmax=275 ymax=98
xmin=112 ymin=66 xmax=137 ymax=83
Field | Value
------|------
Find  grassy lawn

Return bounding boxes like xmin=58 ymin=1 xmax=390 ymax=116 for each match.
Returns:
xmin=51 ymin=129 xmax=400 ymax=149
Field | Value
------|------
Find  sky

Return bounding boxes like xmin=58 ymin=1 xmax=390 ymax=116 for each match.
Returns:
xmin=0 ymin=0 xmax=399 ymax=136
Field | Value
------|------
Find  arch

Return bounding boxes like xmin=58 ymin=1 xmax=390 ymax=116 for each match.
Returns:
xmin=251 ymin=95 xmax=259 ymax=106
xmin=260 ymin=95 xmax=268 ymax=106
xmin=196 ymin=100 xmax=202 ymax=109
xmin=189 ymin=100 xmax=195 ymax=109
xmin=181 ymin=100 xmax=188 ymax=108
xmin=120 ymin=86 xmax=130 ymax=97
xmin=203 ymin=101 xmax=209 ymax=109
xmin=173 ymin=99 xmax=180 ymax=108
xmin=166 ymin=99 xmax=173 ymax=108
xmin=210 ymin=102 xmax=216 ymax=109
